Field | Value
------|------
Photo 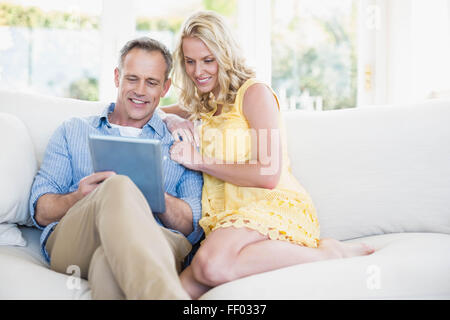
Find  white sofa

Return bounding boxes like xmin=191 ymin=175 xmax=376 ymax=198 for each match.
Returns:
xmin=0 ymin=89 xmax=449 ymax=300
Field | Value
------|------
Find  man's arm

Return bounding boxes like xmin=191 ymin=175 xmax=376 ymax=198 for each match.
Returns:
xmin=156 ymin=193 xmax=194 ymax=237
xmin=156 ymin=167 xmax=203 ymax=243
xmin=175 ymin=168 xmax=204 ymax=244
xmin=34 ymin=192 xmax=81 ymax=227
xmin=29 ymin=123 xmax=74 ymax=229
xmin=34 ymin=171 xmax=116 ymax=227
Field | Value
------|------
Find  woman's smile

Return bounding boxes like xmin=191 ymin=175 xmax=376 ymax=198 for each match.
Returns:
xmin=196 ymin=76 xmax=213 ymax=86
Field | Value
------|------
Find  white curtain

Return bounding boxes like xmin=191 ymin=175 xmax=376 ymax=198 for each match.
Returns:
xmin=99 ymin=0 xmax=136 ymax=102
xmin=237 ymin=0 xmax=272 ymax=85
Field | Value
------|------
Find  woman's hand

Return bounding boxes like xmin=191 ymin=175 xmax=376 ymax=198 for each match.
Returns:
xmin=169 ymin=141 xmax=203 ymax=171
xmin=161 ymin=113 xmax=200 ymax=146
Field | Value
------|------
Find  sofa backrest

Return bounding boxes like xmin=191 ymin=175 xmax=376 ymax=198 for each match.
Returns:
xmin=0 ymin=90 xmax=106 ymax=165
xmin=1 ymin=89 xmax=449 ymax=240
xmin=283 ymin=100 xmax=450 ymax=239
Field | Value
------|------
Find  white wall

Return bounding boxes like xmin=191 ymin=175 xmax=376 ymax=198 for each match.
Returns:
xmin=409 ymin=0 xmax=450 ymax=101
xmin=357 ymin=0 xmax=388 ymax=106
xmin=358 ymin=0 xmax=450 ymax=106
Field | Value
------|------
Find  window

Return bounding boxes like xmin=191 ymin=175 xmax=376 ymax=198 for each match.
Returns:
xmin=271 ymin=0 xmax=358 ymax=111
xmin=2 ymin=0 xmax=447 ymax=109
xmin=133 ymin=0 xmax=238 ymax=105
xmin=0 ymin=0 xmax=102 ymax=100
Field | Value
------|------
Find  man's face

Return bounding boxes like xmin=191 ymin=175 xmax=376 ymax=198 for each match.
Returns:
xmin=114 ymin=48 xmax=171 ymax=127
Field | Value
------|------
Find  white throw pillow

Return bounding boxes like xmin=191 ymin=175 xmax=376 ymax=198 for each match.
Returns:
xmin=0 ymin=113 xmax=37 ymax=246
xmin=0 ymin=223 xmax=27 ymax=246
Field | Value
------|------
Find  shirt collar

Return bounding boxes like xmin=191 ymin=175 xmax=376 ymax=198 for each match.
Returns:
xmin=146 ymin=110 xmax=166 ymax=138
xmin=94 ymin=103 xmax=115 ymax=128
xmin=96 ymin=103 xmax=166 ymax=138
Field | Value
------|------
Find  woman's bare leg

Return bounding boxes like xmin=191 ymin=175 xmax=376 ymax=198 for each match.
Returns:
xmin=187 ymin=227 xmax=374 ymax=295
xmin=232 ymin=236 xmax=374 ymax=280
xmin=179 ymin=226 xmax=265 ymax=299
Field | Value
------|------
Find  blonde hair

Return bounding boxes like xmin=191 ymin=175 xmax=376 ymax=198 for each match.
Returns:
xmin=173 ymin=11 xmax=256 ymax=119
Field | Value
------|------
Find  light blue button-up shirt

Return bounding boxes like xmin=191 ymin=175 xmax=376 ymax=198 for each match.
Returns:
xmin=29 ymin=103 xmax=203 ymax=263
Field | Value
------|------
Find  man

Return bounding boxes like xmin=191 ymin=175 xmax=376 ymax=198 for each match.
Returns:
xmin=29 ymin=37 xmax=203 ymax=300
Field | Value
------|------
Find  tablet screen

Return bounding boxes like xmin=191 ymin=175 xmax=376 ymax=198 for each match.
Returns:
xmin=88 ymin=135 xmax=166 ymax=213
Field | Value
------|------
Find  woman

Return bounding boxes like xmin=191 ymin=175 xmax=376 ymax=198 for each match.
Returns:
xmin=161 ymin=11 xmax=374 ymax=299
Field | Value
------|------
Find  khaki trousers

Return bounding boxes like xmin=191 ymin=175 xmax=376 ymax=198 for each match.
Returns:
xmin=45 ymin=175 xmax=192 ymax=300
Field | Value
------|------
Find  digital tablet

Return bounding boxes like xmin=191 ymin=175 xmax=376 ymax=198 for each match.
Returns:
xmin=88 ymin=135 xmax=166 ymax=213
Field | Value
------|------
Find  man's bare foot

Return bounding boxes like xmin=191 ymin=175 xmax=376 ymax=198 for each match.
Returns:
xmin=319 ymin=238 xmax=375 ymax=259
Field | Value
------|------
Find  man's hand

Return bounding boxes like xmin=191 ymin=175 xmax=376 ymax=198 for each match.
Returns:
xmin=76 ymin=171 xmax=117 ymax=198
xmin=34 ymin=171 xmax=116 ymax=227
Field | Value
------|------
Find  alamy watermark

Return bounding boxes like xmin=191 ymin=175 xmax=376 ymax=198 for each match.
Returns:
xmin=365 ymin=4 xmax=381 ymax=31
xmin=366 ymin=264 xmax=382 ymax=290
xmin=172 ymin=127 xmax=281 ymax=176
xmin=66 ymin=264 xmax=81 ymax=290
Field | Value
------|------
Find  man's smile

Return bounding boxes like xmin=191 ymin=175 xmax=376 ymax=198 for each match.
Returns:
xmin=129 ymin=98 xmax=149 ymax=106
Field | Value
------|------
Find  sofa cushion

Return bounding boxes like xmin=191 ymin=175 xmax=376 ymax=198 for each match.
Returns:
xmin=0 ymin=113 xmax=37 ymax=246
xmin=0 ymin=227 xmax=91 ymax=299
xmin=200 ymin=232 xmax=450 ymax=299
xmin=3 ymin=228 xmax=449 ymax=300
xmin=283 ymin=99 xmax=450 ymax=241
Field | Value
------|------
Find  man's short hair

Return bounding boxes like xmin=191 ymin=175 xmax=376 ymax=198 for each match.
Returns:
xmin=118 ymin=37 xmax=173 ymax=80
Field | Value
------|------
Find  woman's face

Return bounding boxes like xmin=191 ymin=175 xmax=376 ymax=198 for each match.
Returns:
xmin=182 ymin=36 xmax=220 ymax=97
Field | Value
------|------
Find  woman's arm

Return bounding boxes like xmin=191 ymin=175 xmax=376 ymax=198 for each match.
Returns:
xmin=170 ymin=84 xmax=282 ymax=189
xmin=158 ymin=104 xmax=198 ymax=143
xmin=158 ymin=104 xmax=191 ymax=119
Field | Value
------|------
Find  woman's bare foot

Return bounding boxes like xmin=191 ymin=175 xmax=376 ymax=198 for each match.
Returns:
xmin=180 ymin=266 xmax=211 ymax=300
xmin=319 ymin=238 xmax=375 ymax=259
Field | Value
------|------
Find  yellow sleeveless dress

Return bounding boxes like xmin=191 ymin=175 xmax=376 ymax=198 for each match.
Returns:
xmin=197 ymin=79 xmax=320 ymax=248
